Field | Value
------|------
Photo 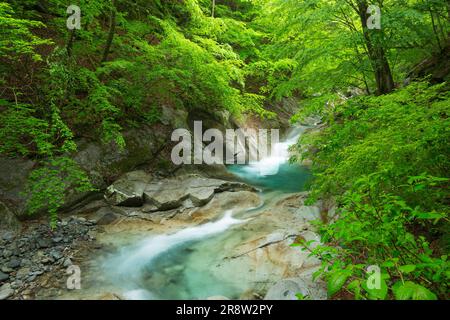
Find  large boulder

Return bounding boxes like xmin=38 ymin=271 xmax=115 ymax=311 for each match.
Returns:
xmin=0 ymin=125 xmax=170 ymax=222
xmin=143 ymin=175 xmax=256 ymax=211
xmin=73 ymin=125 xmax=168 ymax=187
xmin=295 ymin=205 xmax=322 ymax=224
xmin=0 ymin=201 xmax=20 ymax=232
xmin=196 ymin=192 xmax=325 ymax=298
xmin=104 ymin=171 xmax=152 ymax=206
xmin=0 ymin=157 xmax=35 ymax=217
xmin=90 ymin=207 xmax=119 ymax=225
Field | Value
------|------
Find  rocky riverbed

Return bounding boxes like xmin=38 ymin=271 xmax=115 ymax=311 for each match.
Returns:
xmin=0 ymin=216 xmax=97 ymax=300
xmin=1 ymin=168 xmax=332 ymax=300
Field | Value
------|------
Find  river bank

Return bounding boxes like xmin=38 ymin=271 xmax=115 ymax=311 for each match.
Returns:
xmin=0 ymin=123 xmax=332 ymax=300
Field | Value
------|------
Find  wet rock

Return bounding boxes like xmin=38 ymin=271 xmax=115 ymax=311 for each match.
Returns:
xmin=1 ymin=266 xmax=13 ymax=274
xmin=63 ymin=258 xmax=73 ymax=267
xmin=97 ymin=212 xmax=118 ymax=225
xmin=21 ymin=288 xmax=33 ymax=299
xmin=143 ymin=175 xmax=256 ymax=211
xmin=264 ymin=279 xmax=307 ymax=300
xmin=141 ymin=203 xmax=159 ymax=213
xmin=0 ymin=271 xmax=9 ymax=282
xmin=104 ymin=171 xmax=152 ymax=206
xmin=198 ymin=190 xmax=325 ymax=298
xmin=0 ymin=157 xmax=35 ymax=218
xmin=41 ymin=256 xmax=54 ymax=264
xmin=264 ymin=277 xmax=326 ymax=300
xmin=295 ymin=205 xmax=321 ymax=223
xmin=188 ymin=187 xmax=215 ymax=207
xmin=1 ymin=230 xmax=16 ymax=242
xmin=37 ymin=238 xmax=52 ymax=249
xmin=50 ymin=250 xmax=63 ymax=261
xmin=16 ymin=267 xmax=31 ymax=279
xmin=91 ymin=208 xmax=119 ymax=225
xmin=32 ymin=270 xmax=44 ymax=276
xmin=7 ymin=258 xmax=20 ymax=269
xmin=10 ymin=280 xmax=22 ymax=289
xmin=20 ymin=258 xmax=31 ymax=267
xmin=2 ymin=249 xmax=12 ymax=258
xmin=52 ymin=237 xmax=63 ymax=243
xmin=27 ymin=274 xmax=37 ymax=282
xmin=0 ymin=283 xmax=14 ymax=300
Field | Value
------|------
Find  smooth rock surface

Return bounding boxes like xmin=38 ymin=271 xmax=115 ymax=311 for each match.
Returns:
xmin=0 ymin=271 xmax=9 ymax=282
xmin=0 ymin=283 xmax=14 ymax=300
xmin=264 ymin=275 xmax=326 ymax=300
xmin=143 ymin=174 xmax=255 ymax=211
xmin=104 ymin=171 xmax=152 ymax=206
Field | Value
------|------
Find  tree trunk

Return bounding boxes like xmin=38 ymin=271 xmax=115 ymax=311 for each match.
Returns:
xmin=67 ymin=29 xmax=75 ymax=57
xmin=212 ymin=0 xmax=216 ymax=18
xmin=356 ymin=1 xmax=394 ymax=94
xmin=429 ymin=8 xmax=443 ymax=52
xmin=101 ymin=0 xmax=116 ymax=63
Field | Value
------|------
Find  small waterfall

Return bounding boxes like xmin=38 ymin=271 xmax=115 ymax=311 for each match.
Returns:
xmin=227 ymin=126 xmax=311 ymax=192
xmin=242 ymin=126 xmax=306 ymax=176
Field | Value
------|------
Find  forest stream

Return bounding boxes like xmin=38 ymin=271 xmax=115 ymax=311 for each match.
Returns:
xmin=2 ymin=0 xmax=448 ymax=303
xmin=54 ymin=126 xmax=327 ymax=300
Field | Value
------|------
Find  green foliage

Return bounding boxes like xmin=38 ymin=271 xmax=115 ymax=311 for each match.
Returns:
xmin=0 ymin=0 xmax=275 ymax=227
xmin=299 ymin=81 xmax=450 ymax=203
xmin=292 ymin=81 xmax=450 ymax=299
xmin=392 ymin=281 xmax=438 ymax=300
xmin=327 ymin=268 xmax=352 ymax=297
xmin=255 ymin=0 xmax=450 ymax=97
xmin=24 ymin=157 xmax=94 ymax=229
xmin=0 ymin=2 xmax=51 ymax=61
xmin=0 ymin=103 xmax=53 ymax=156
xmin=1 ymin=2 xmax=448 ymax=302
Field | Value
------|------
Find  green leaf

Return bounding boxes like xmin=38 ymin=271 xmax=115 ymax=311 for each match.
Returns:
xmin=399 ymin=265 xmax=416 ymax=274
xmin=295 ymin=293 xmax=308 ymax=300
xmin=327 ymin=269 xmax=352 ymax=297
xmin=381 ymin=261 xmax=395 ymax=267
xmin=347 ymin=279 xmax=362 ymax=299
xmin=414 ymin=211 xmax=445 ymax=221
xmin=393 ymin=281 xmax=437 ymax=300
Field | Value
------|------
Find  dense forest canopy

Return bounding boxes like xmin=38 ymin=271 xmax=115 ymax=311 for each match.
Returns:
xmin=0 ymin=0 xmax=449 ymax=300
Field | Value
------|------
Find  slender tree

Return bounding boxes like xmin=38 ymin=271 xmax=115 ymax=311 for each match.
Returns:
xmin=102 ymin=0 xmax=116 ymax=63
xmin=352 ymin=0 xmax=394 ymax=94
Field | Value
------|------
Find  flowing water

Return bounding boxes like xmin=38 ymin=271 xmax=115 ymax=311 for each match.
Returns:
xmin=228 ymin=126 xmax=311 ymax=192
xmin=94 ymin=126 xmax=312 ymax=300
